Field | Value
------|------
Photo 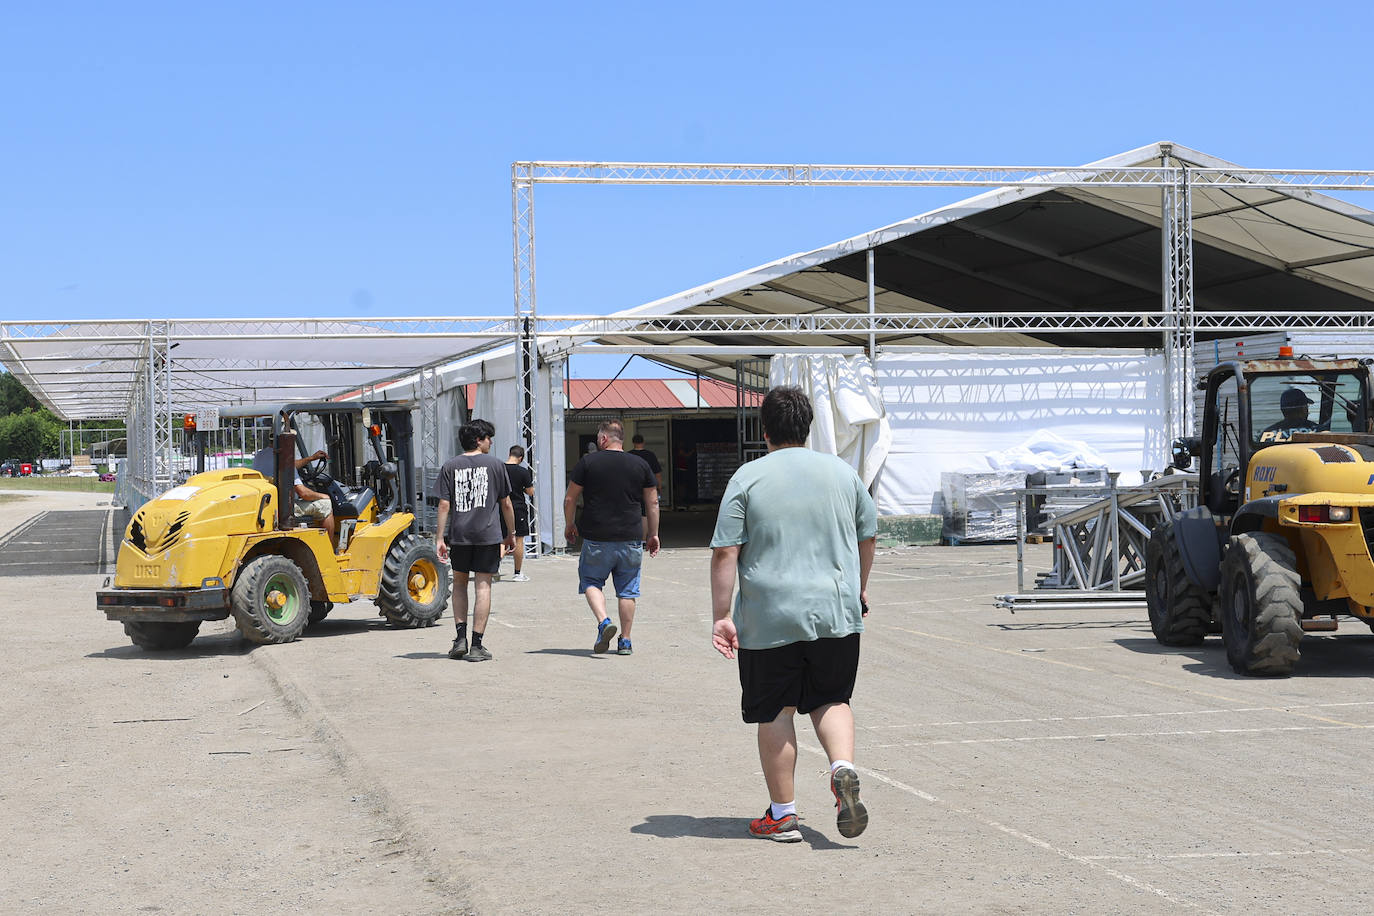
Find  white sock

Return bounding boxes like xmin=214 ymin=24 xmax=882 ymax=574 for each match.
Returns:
xmin=770 ymin=800 xmax=796 ymax=819
xmin=830 ymin=760 xmax=854 ymax=773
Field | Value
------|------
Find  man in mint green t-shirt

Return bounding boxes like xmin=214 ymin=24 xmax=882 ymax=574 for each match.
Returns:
xmin=710 ymin=386 xmax=877 ymax=843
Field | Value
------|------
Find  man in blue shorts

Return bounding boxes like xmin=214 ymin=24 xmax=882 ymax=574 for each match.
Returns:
xmin=710 ymin=386 xmax=877 ymax=842
xmin=564 ymin=419 xmax=660 ymax=656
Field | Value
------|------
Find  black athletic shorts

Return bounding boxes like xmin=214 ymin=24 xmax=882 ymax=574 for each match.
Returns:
xmin=736 ymin=633 xmax=860 ymax=723
xmin=449 ymin=543 xmax=501 ymax=575
xmin=501 ymin=506 xmax=530 ymax=539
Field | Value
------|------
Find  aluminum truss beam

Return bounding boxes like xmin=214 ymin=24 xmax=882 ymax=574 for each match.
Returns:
xmin=1004 ymin=475 xmax=1197 ymax=608
xmin=518 ymin=162 xmax=1374 ymax=191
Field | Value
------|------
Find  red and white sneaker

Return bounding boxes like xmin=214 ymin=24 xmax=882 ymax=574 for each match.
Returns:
xmin=830 ymin=766 xmax=869 ymax=838
xmin=748 ymin=808 xmax=801 ymax=843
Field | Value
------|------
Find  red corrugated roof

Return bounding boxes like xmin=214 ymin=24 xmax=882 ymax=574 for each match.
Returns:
xmin=462 ymin=379 xmax=760 ymax=411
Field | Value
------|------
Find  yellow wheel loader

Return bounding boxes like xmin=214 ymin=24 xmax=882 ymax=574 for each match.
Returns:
xmin=98 ymin=402 xmax=449 ymax=650
xmin=1145 ymin=356 xmax=1374 ymax=676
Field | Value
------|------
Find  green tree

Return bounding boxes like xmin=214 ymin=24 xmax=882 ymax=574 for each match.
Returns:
xmin=0 ymin=409 xmax=61 ymax=461
xmin=0 ymin=370 xmax=41 ymax=416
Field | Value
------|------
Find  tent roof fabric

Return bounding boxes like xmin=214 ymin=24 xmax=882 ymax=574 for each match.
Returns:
xmin=7 ymin=141 xmax=1374 ymax=419
xmin=565 ymin=141 xmax=1374 ymax=379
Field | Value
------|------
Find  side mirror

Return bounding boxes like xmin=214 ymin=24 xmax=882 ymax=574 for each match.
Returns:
xmin=1171 ymin=436 xmax=1201 ymax=471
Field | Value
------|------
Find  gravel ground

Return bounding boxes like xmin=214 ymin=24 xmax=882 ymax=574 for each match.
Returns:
xmin=9 ymin=489 xmax=1374 ymax=914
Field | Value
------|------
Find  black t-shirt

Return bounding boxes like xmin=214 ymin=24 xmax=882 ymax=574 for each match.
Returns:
xmin=436 ymin=453 xmax=511 ymax=545
xmin=504 ymin=462 xmax=533 ymax=512
xmin=571 ymin=449 xmax=657 ymax=542
xmin=629 ymin=447 xmax=662 ymax=476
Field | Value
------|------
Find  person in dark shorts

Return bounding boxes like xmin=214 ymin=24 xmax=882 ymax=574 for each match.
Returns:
xmin=500 ymin=445 xmax=535 ymax=581
xmin=709 ymin=386 xmax=877 ymax=842
xmin=563 ymin=419 xmax=660 ymax=656
xmin=436 ymin=420 xmax=515 ymax=662
xmin=629 ymin=434 xmax=663 ymax=541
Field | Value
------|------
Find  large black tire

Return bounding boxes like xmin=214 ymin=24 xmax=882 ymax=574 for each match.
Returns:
xmin=308 ymin=600 xmax=333 ymax=625
xmin=377 ymin=533 xmax=448 ymax=628
xmin=1145 ymin=522 xmax=1213 ymax=646
xmin=231 ymin=555 xmax=311 ymax=645
xmin=1220 ymin=533 xmax=1304 ymax=676
xmin=123 ymin=620 xmax=200 ymax=651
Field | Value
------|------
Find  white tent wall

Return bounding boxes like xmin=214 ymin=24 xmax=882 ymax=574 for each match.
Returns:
xmin=873 ymin=348 xmax=1169 ymax=516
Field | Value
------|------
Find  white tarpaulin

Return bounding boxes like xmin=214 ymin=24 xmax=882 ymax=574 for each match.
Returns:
xmin=769 ymin=354 xmax=891 ymax=488
xmin=873 ymin=348 xmax=1168 ymax=515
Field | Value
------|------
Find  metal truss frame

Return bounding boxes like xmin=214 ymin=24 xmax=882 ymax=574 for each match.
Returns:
xmin=1000 ymin=475 xmax=1197 ymax=611
xmin=511 ymin=158 xmax=1374 ymax=548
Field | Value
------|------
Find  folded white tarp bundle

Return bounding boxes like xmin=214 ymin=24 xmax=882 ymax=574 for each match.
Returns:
xmin=985 ymin=430 xmax=1112 ymax=474
xmin=769 ymin=354 xmax=892 ymax=489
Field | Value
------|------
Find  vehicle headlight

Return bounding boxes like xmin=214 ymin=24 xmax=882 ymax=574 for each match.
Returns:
xmin=1329 ymin=506 xmax=1353 ymax=522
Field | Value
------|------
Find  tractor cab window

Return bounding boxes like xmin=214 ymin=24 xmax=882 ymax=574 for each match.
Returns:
xmin=1251 ymin=371 xmax=1366 ymax=448
xmin=1211 ymin=375 xmax=1243 ymax=514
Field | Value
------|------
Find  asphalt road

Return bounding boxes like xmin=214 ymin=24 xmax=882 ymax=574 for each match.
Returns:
xmin=8 ymin=490 xmax=1374 ymax=914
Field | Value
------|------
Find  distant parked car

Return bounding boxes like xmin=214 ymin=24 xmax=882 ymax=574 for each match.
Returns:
xmin=0 ymin=459 xmax=20 ymax=477
xmin=98 ymin=472 xmax=117 ymax=483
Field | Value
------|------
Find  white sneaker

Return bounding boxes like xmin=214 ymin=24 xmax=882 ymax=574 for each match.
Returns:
xmin=510 ymin=573 xmax=529 ymax=582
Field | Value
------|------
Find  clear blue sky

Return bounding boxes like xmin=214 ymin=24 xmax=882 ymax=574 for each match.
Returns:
xmin=4 ymin=1 xmax=1372 ymax=378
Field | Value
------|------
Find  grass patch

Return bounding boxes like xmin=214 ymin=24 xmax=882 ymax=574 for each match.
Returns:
xmin=0 ymin=477 xmax=115 ymax=494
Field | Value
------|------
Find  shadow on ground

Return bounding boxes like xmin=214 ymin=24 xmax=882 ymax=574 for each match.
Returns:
xmin=1115 ymin=633 xmax=1374 ymax=679
xmin=630 ymin=814 xmax=856 ymax=849
xmin=525 ymin=647 xmax=615 ymax=659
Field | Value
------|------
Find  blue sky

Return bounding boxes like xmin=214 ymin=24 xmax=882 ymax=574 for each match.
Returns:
xmin=4 ymin=1 xmax=1373 ymax=378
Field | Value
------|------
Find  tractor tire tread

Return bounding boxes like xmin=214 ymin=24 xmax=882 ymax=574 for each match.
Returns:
xmin=231 ymin=555 xmax=310 ymax=645
xmin=1146 ymin=523 xmax=1213 ymax=646
xmin=123 ymin=620 xmax=200 ymax=651
xmin=377 ymin=533 xmax=448 ymax=628
xmin=1221 ymin=533 xmax=1303 ymax=676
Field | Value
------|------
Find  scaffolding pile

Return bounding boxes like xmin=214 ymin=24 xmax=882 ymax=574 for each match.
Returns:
xmin=998 ymin=473 xmax=1197 ymax=611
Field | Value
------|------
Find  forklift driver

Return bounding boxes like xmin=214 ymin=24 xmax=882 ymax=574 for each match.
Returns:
xmin=292 ymin=450 xmax=337 ymax=546
xmin=1259 ymin=388 xmax=1317 ymax=443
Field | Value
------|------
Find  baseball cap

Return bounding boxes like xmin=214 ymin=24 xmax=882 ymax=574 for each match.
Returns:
xmin=1280 ymin=388 xmax=1313 ymax=410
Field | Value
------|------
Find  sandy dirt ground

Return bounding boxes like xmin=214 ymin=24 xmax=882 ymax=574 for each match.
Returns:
xmin=9 ymin=489 xmax=1374 ymax=914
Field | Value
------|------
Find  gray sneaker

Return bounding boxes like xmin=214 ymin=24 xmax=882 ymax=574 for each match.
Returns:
xmin=448 ymin=636 xmax=468 ymax=659
xmin=467 ymin=644 xmax=493 ymax=662
xmin=831 ymin=766 xmax=868 ymax=838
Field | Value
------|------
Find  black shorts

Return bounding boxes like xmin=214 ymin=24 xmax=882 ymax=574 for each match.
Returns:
xmin=449 ymin=543 xmax=501 ymax=575
xmin=500 ymin=506 xmax=530 ymax=539
xmin=737 ymin=633 xmax=860 ymax=723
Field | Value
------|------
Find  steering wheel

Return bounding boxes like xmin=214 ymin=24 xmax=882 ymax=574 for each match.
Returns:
xmin=1222 ymin=467 xmax=1241 ymax=497
xmin=299 ymin=450 xmax=331 ymax=488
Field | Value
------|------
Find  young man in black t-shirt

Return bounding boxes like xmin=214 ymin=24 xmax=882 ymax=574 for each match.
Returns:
xmin=436 ymin=420 xmax=515 ymax=662
xmin=564 ymin=420 xmax=660 ymax=656
xmin=500 ymin=444 xmax=535 ymax=581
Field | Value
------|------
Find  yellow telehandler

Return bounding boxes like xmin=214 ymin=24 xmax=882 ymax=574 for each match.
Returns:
xmin=98 ymin=402 xmax=449 ymax=650
xmin=1146 ymin=356 xmax=1374 ymax=675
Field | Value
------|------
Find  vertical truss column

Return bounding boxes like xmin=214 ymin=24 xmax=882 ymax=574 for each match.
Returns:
xmin=420 ymin=366 xmax=440 ymax=533
xmin=544 ymin=354 xmax=566 ymax=553
xmin=150 ymin=320 xmax=175 ymax=494
xmin=420 ymin=366 xmax=439 ymax=467
xmin=513 ymin=163 xmax=541 ymax=551
xmin=1161 ymin=160 xmax=1195 ymax=444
